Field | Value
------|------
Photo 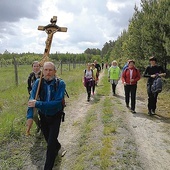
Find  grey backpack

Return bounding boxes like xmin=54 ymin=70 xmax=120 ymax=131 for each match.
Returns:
xmin=151 ymin=76 xmax=162 ymax=93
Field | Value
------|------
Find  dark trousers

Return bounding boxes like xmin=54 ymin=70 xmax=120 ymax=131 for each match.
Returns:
xmin=124 ymin=84 xmax=137 ymax=110
xmin=112 ymin=83 xmax=116 ymax=94
xmin=147 ymin=84 xmax=158 ymax=111
xmin=39 ymin=112 xmax=62 ymax=170
xmin=92 ymin=80 xmax=96 ymax=93
xmin=86 ymin=81 xmax=92 ymax=99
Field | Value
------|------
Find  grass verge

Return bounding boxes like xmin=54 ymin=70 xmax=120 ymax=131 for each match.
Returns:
xmin=0 ymin=64 xmax=86 ymax=169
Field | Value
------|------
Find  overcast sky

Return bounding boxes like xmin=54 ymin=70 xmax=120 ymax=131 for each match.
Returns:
xmin=0 ymin=0 xmax=141 ymax=54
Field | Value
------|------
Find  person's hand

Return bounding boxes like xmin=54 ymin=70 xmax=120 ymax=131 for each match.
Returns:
xmin=130 ymin=79 xmax=134 ymax=82
xmin=151 ymin=74 xmax=156 ymax=78
xmin=28 ymin=100 xmax=36 ymax=107
xmin=26 ymin=119 xmax=33 ymax=136
xmin=159 ymin=73 xmax=166 ymax=77
xmin=123 ymin=82 xmax=126 ymax=86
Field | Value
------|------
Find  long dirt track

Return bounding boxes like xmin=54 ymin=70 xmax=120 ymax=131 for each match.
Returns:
xmin=22 ymin=70 xmax=170 ymax=170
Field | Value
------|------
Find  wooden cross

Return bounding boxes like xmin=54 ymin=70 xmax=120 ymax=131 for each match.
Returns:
xmin=35 ymin=16 xmax=67 ymax=99
xmin=38 ymin=16 xmax=67 ymax=66
xmin=26 ymin=16 xmax=67 ymax=136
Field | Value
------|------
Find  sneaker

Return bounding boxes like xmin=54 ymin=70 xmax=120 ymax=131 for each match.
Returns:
xmin=131 ymin=110 xmax=136 ymax=114
xmin=148 ymin=110 xmax=152 ymax=116
xmin=151 ymin=110 xmax=156 ymax=115
xmin=36 ymin=126 xmax=41 ymax=133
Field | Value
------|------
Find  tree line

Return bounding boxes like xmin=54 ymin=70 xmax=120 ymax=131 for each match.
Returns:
xmin=0 ymin=51 xmax=102 ymax=67
xmin=101 ymin=0 xmax=170 ymax=71
xmin=0 ymin=0 xmax=169 ymax=73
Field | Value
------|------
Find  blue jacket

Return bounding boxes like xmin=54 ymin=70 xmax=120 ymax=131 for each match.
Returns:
xmin=27 ymin=78 xmax=66 ymax=119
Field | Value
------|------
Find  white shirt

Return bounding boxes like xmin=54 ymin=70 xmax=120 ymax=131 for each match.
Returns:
xmin=130 ymin=69 xmax=133 ymax=79
xmin=85 ymin=70 xmax=93 ymax=79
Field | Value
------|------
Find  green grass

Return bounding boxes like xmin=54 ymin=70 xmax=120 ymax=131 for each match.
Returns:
xmin=0 ymin=64 xmax=86 ymax=142
xmin=0 ymin=64 xmax=86 ymax=169
xmin=0 ymin=65 xmax=170 ymax=169
xmin=71 ymin=70 xmax=116 ymax=169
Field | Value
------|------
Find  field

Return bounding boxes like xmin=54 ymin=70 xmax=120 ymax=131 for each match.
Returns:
xmin=0 ymin=65 xmax=170 ymax=170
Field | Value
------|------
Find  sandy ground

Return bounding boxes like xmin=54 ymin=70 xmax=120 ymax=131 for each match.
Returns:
xmin=21 ymin=71 xmax=170 ymax=170
xmin=116 ymin=81 xmax=170 ymax=170
xmin=58 ymin=75 xmax=170 ymax=170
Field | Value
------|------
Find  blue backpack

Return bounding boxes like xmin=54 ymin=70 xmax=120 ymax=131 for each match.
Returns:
xmin=151 ymin=76 xmax=162 ymax=93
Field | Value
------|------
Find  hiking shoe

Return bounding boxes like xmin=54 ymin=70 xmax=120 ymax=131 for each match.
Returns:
xmin=151 ymin=110 xmax=156 ymax=115
xmin=131 ymin=110 xmax=136 ymax=114
xmin=148 ymin=110 xmax=152 ymax=116
xmin=36 ymin=126 xmax=41 ymax=133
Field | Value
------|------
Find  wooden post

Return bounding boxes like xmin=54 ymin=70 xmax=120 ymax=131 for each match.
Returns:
xmin=69 ymin=60 xmax=71 ymax=71
xmin=13 ymin=57 xmax=18 ymax=86
xmin=60 ymin=60 xmax=62 ymax=75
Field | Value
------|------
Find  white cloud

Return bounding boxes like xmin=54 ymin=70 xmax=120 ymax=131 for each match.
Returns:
xmin=0 ymin=0 xmax=141 ymax=54
xmin=106 ymin=1 xmax=126 ymax=13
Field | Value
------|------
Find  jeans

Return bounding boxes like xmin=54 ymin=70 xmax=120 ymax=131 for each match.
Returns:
xmin=39 ymin=112 xmax=62 ymax=170
xmin=124 ymin=84 xmax=137 ymax=110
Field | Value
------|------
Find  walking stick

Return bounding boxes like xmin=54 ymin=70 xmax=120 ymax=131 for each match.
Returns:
xmin=26 ymin=16 xmax=67 ymax=135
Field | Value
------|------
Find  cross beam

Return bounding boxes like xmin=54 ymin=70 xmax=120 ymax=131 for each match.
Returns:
xmin=38 ymin=16 xmax=67 ymax=66
xmin=35 ymin=16 xmax=67 ymax=99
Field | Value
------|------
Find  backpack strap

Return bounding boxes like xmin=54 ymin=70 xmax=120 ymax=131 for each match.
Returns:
xmin=54 ymin=78 xmax=60 ymax=91
xmin=84 ymin=69 xmax=93 ymax=77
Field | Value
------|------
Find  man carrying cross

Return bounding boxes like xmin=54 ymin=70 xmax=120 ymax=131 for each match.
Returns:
xmin=27 ymin=61 xmax=66 ymax=170
xmin=26 ymin=16 xmax=67 ymax=170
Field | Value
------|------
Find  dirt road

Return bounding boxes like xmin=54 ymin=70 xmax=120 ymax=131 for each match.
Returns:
xmin=116 ymin=81 xmax=170 ymax=170
xmin=58 ymin=72 xmax=170 ymax=170
xmin=22 ymin=71 xmax=170 ymax=170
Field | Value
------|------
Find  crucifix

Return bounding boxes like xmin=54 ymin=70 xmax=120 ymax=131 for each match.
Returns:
xmin=26 ymin=16 xmax=67 ymax=135
xmin=35 ymin=16 xmax=67 ymax=99
xmin=38 ymin=16 xmax=67 ymax=66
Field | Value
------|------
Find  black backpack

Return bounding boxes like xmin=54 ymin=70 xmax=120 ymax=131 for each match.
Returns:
xmin=151 ymin=76 xmax=162 ymax=94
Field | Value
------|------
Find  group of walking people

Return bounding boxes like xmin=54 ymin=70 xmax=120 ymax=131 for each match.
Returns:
xmin=83 ymin=60 xmax=101 ymax=101
xmin=84 ymin=57 xmax=166 ymax=115
xmin=107 ymin=59 xmax=140 ymax=113
xmin=26 ymin=56 xmax=166 ymax=170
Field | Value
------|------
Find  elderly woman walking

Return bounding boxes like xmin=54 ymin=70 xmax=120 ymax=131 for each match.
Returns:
xmin=121 ymin=60 xmax=140 ymax=113
xmin=108 ymin=60 xmax=121 ymax=96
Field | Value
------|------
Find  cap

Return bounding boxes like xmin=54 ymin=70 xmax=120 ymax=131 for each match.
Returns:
xmin=149 ymin=56 xmax=157 ymax=62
